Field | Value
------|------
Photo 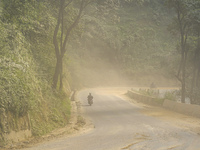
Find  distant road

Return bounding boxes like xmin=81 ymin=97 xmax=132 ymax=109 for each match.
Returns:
xmin=24 ymin=87 xmax=200 ymax=150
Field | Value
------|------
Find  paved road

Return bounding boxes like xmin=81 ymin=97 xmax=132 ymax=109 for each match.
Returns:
xmin=24 ymin=88 xmax=200 ymax=150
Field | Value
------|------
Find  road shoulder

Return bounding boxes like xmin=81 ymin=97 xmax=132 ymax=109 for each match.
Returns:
xmin=122 ymin=94 xmax=200 ymax=136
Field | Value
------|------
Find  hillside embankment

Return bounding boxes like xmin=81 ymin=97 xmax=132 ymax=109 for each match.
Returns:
xmin=1 ymin=91 xmax=90 ymax=150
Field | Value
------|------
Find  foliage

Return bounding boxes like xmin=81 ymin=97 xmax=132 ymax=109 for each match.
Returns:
xmin=0 ymin=0 xmax=200 ymax=146
xmin=30 ymin=90 xmax=71 ymax=136
xmin=52 ymin=0 xmax=92 ymax=90
xmin=164 ymin=91 xmax=178 ymax=101
xmin=68 ymin=0 xmax=177 ymax=87
xmin=0 ymin=22 xmax=36 ymax=117
xmin=0 ymin=0 xmax=71 ymax=143
xmin=166 ymin=0 xmax=200 ymax=104
xmin=138 ymin=88 xmax=159 ymax=97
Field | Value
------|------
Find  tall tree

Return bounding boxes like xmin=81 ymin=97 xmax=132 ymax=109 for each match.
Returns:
xmin=167 ymin=0 xmax=191 ymax=103
xmin=187 ymin=0 xmax=200 ymax=104
xmin=52 ymin=0 xmax=91 ymax=90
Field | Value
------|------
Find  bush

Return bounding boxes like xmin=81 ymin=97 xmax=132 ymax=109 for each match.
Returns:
xmin=164 ymin=90 xmax=178 ymax=101
xmin=0 ymin=23 xmax=37 ymax=117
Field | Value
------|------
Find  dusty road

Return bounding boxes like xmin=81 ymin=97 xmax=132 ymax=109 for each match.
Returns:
xmin=23 ymin=87 xmax=200 ymax=150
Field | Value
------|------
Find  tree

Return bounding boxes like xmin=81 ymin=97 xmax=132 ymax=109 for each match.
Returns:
xmin=187 ymin=0 xmax=200 ymax=104
xmin=167 ymin=0 xmax=191 ymax=103
xmin=52 ymin=0 xmax=91 ymax=90
xmin=190 ymin=30 xmax=200 ymax=104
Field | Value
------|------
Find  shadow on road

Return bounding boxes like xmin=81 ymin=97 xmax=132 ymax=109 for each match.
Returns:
xmin=81 ymin=104 xmax=91 ymax=107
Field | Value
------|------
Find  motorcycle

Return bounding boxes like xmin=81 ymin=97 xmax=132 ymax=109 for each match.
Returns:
xmin=88 ymin=98 xmax=93 ymax=106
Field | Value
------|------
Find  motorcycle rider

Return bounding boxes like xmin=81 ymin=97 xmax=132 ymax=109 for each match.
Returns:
xmin=87 ymin=93 xmax=93 ymax=105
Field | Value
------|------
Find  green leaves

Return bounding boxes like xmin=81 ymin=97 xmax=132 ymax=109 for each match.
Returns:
xmin=0 ymin=23 xmax=34 ymax=117
xmin=1 ymin=0 xmax=54 ymax=43
xmin=0 ymin=0 xmax=73 ymax=139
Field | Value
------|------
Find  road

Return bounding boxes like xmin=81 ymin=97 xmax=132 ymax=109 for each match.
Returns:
xmin=23 ymin=88 xmax=200 ymax=150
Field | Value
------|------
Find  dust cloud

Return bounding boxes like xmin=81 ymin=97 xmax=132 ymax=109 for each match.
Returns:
xmin=69 ymin=58 xmax=179 ymax=88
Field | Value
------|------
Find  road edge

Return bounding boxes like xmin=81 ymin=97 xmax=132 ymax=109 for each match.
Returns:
xmin=3 ymin=91 xmax=93 ymax=150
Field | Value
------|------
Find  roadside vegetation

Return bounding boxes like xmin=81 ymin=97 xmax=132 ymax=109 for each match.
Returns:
xmin=137 ymin=88 xmax=178 ymax=102
xmin=0 ymin=0 xmax=200 ymax=146
xmin=0 ymin=0 xmax=73 ymax=145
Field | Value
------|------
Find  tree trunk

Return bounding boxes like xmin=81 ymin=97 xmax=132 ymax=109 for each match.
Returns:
xmin=52 ymin=56 xmax=61 ymax=89
xmin=190 ymin=31 xmax=200 ymax=103
xmin=59 ymin=56 xmax=63 ymax=90
xmin=176 ymin=2 xmax=187 ymax=103
xmin=52 ymin=55 xmax=63 ymax=90
xmin=197 ymin=69 xmax=200 ymax=87
xmin=52 ymin=0 xmax=64 ymax=90
xmin=181 ymin=52 xmax=186 ymax=103
xmin=196 ymin=33 xmax=200 ymax=88
xmin=52 ymin=0 xmax=87 ymax=90
xmin=190 ymin=66 xmax=196 ymax=104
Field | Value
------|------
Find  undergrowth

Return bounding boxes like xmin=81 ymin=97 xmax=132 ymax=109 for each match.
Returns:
xmin=0 ymin=20 xmax=71 ymax=143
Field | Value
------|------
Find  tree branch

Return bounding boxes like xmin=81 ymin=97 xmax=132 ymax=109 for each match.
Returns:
xmin=53 ymin=0 xmax=64 ymax=58
xmin=175 ymin=74 xmax=182 ymax=83
xmin=61 ymin=0 xmax=85 ymax=56
xmin=177 ymin=57 xmax=183 ymax=80
xmin=65 ymin=0 xmax=73 ymax=8
xmin=60 ymin=1 xmax=64 ymax=51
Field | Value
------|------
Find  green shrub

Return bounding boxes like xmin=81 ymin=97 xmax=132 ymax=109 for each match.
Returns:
xmin=0 ymin=23 xmax=37 ymax=118
xmin=164 ymin=91 xmax=178 ymax=101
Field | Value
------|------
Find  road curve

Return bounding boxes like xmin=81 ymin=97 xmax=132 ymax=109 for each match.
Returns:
xmin=23 ymin=88 xmax=200 ymax=150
